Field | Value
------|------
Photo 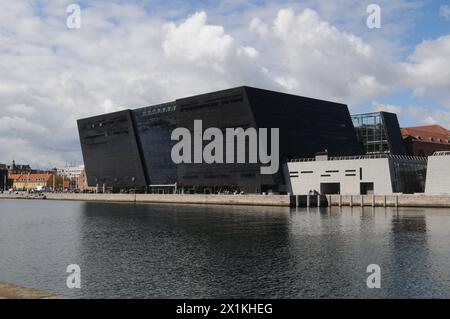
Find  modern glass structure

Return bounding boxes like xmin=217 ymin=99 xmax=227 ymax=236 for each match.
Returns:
xmin=78 ymin=86 xmax=363 ymax=193
xmin=352 ymin=112 xmax=406 ymax=155
xmin=390 ymin=159 xmax=427 ymax=193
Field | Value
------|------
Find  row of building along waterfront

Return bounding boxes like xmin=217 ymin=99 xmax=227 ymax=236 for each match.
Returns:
xmin=0 ymin=161 xmax=90 ymax=192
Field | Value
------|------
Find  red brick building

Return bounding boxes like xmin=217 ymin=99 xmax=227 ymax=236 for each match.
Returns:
xmin=401 ymin=125 xmax=450 ymax=156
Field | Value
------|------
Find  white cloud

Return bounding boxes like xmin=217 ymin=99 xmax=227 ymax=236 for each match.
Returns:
xmin=265 ymin=8 xmax=401 ymax=102
xmin=440 ymin=5 xmax=450 ymax=20
xmin=237 ymin=46 xmax=259 ymax=59
xmin=162 ymin=11 xmax=234 ymax=70
xmin=373 ymin=102 xmax=403 ymax=115
xmin=373 ymin=102 xmax=450 ymax=127
xmin=403 ymin=35 xmax=450 ymax=105
xmin=249 ymin=17 xmax=269 ymax=37
xmin=0 ymin=2 xmax=449 ymax=168
xmin=0 ymin=116 xmax=48 ymax=136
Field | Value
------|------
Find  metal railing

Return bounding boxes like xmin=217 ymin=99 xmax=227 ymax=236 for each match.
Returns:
xmin=432 ymin=151 xmax=450 ymax=156
xmin=288 ymin=154 xmax=427 ymax=162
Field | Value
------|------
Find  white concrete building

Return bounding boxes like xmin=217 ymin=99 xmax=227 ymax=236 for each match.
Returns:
xmin=57 ymin=165 xmax=85 ymax=178
xmin=425 ymin=152 xmax=450 ymax=194
xmin=284 ymin=154 xmax=427 ymax=196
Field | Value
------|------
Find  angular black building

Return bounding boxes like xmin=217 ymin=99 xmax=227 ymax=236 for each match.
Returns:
xmin=78 ymin=86 xmax=363 ymax=193
xmin=77 ymin=110 xmax=147 ymax=189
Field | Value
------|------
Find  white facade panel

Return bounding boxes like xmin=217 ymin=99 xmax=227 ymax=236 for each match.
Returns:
xmin=57 ymin=165 xmax=85 ymax=178
xmin=425 ymin=155 xmax=450 ymax=194
xmin=284 ymin=158 xmax=393 ymax=195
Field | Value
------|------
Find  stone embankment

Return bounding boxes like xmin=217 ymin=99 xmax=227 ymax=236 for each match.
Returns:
xmin=0 ymin=192 xmax=292 ymax=207
xmin=2 ymin=192 xmax=450 ymax=208
xmin=0 ymin=282 xmax=59 ymax=299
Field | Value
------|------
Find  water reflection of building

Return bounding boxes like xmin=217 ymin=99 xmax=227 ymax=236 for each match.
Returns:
xmin=386 ymin=210 xmax=431 ymax=298
xmin=77 ymin=202 xmax=292 ymax=298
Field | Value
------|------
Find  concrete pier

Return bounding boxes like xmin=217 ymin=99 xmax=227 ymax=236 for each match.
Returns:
xmin=325 ymin=194 xmax=450 ymax=208
xmin=0 ymin=282 xmax=59 ymax=299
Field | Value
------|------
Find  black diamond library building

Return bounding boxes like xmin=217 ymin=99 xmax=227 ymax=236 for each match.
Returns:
xmin=78 ymin=86 xmax=404 ymax=194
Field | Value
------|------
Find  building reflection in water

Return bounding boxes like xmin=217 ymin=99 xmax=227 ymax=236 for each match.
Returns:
xmin=77 ymin=201 xmax=292 ymax=298
xmin=385 ymin=208 xmax=436 ymax=298
xmin=74 ymin=202 xmax=450 ymax=298
xmin=1 ymin=199 xmax=449 ymax=298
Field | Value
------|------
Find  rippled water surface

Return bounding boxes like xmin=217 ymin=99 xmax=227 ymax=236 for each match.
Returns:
xmin=1 ymin=199 xmax=450 ymax=298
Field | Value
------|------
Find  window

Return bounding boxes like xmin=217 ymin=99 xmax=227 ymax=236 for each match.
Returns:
xmin=352 ymin=112 xmax=390 ymax=154
xmin=360 ymin=182 xmax=374 ymax=195
xmin=183 ymin=175 xmax=199 ymax=179
xmin=320 ymin=183 xmax=340 ymax=194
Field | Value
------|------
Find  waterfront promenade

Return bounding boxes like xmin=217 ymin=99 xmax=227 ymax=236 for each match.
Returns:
xmin=2 ymin=192 xmax=450 ymax=208
xmin=0 ymin=193 xmax=292 ymax=207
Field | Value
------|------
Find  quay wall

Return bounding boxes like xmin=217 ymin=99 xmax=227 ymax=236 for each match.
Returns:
xmin=325 ymin=194 xmax=450 ymax=208
xmin=0 ymin=193 xmax=293 ymax=207
xmin=2 ymin=193 xmax=450 ymax=208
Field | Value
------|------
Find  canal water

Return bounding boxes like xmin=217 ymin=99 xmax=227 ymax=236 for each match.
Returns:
xmin=0 ymin=199 xmax=449 ymax=298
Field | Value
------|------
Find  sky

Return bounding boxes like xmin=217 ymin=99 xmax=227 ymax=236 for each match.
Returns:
xmin=0 ymin=0 xmax=449 ymax=169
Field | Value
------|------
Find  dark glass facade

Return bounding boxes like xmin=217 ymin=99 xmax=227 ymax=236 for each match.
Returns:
xmin=389 ymin=159 xmax=427 ymax=193
xmin=132 ymin=102 xmax=177 ymax=185
xmin=352 ymin=112 xmax=406 ymax=155
xmin=78 ymin=86 xmax=363 ymax=193
xmin=245 ymin=87 xmax=362 ymax=158
xmin=175 ymin=87 xmax=268 ymax=193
